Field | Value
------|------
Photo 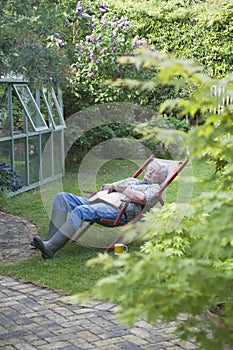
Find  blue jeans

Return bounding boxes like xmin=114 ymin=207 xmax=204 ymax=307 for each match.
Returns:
xmin=52 ymin=192 xmax=129 ymax=230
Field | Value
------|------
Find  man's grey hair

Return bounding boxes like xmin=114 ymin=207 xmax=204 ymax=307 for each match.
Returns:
xmin=148 ymin=160 xmax=168 ymax=184
xmin=159 ymin=164 xmax=168 ymax=184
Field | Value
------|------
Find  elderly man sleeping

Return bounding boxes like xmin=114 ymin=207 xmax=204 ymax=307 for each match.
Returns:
xmin=32 ymin=160 xmax=168 ymax=259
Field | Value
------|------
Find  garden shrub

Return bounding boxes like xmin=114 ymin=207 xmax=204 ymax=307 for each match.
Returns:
xmin=60 ymin=1 xmax=193 ymax=166
xmin=106 ymin=0 xmax=233 ymax=78
xmin=61 ymin=0 xmax=233 ymax=160
xmin=59 ymin=0 xmax=182 ymax=115
xmin=0 ymin=0 xmax=69 ymax=84
xmin=66 ymin=122 xmax=135 ymax=166
xmin=132 ymin=113 xmax=188 ymax=158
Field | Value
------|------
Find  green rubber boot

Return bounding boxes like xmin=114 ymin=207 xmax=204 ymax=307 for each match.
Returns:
xmin=31 ymin=210 xmax=67 ymax=248
xmin=33 ymin=222 xmax=76 ymax=259
xmin=45 ymin=210 xmax=67 ymax=241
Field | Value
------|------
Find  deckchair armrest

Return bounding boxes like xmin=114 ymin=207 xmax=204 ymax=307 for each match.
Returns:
xmin=99 ymin=218 xmax=126 ymax=226
xmin=121 ymin=198 xmax=146 ymax=206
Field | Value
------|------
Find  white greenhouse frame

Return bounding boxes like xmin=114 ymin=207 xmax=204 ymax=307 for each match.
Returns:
xmin=0 ymin=77 xmax=66 ymax=195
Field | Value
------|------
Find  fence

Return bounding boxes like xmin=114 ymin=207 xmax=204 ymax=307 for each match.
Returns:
xmin=211 ymin=85 xmax=233 ymax=114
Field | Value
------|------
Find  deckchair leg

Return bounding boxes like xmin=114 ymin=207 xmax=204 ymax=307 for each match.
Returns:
xmin=71 ymin=222 xmax=94 ymax=244
xmin=104 ymin=232 xmax=124 ymax=253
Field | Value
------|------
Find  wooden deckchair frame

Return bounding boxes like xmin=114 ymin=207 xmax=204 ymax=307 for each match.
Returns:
xmin=71 ymin=155 xmax=189 ymax=252
xmin=104 ymin=157 xmax=188 ymax=252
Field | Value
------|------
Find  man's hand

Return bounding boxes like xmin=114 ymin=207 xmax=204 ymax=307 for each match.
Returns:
xmin=101 ymin=183 xmax=126 ymax=193
xmin=101 ymin=184 xmax=113 ymax=192
xmin=102 ymin=183 xmax=146 ymax=202
xmin=112 ymin=184 xmax=126 ymax=193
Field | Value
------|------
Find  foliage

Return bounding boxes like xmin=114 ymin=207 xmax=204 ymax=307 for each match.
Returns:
xmin=133 ymin=113 xmax=189 ymax=158
xmin=106 ymin=0 xmax=233 ymax=78
xmin=60 ymin=0 xmax=151 ymax=109
xmin=0 ymin=0 xmax=70 ymax=84
xmin=71 ymin=1 xmax=132 ymax=104
xmin=55 ymin=0 xmax=233 ymax=115
xmin=64 ymin=102 xmax=187 ymax=164
xmin=63 ymin=11 xmax=189 ymax=163
xmin=61 ymin=0 xmax=233 ymax=128
xmin=145 ymin=114 xmax=188 ymax=131
xmin=1 ymin=0 xmax=232 ymax=107
xmin=73 ymin=50 xmax=233 ymax=349
xmin=56 ymin=0 xmax=186 ymax=115
xmin=66 ymin=122 xmax=135 ymax=164
xmin=0 ymin=162 xmax=23 ymax=193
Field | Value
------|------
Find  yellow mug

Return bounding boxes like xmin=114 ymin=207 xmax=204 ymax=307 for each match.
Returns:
xmin=114 ymin=243 xmax=128 ymax=255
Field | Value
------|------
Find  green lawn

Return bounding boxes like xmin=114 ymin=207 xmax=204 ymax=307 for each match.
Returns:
xmin=0 ymin=157 xmax=217 ymax=295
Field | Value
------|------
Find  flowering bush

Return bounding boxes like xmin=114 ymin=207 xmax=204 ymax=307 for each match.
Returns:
xmin=0 ymin=162 xmax=23 ymax=193
xmin=59 ymin=1 xmax=148 ymax=107
xmin=71 ymin=2 xmax=132 ymax=103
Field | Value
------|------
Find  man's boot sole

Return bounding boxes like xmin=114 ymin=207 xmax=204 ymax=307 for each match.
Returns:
xmin=33 ymin=235 xmax=53 ymax=259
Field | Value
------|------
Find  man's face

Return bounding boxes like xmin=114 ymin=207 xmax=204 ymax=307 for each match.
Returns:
xmin=144 ymin=165 xmax=161 ymax=183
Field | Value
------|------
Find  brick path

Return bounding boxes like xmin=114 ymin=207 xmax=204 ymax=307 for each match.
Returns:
xmin=0 ymin=211 xmax=37 ymax=264
xmin=0 ymin=211 xmax=199 ymax=349
xmin=0 ymin=275 xmax=199 ymax=350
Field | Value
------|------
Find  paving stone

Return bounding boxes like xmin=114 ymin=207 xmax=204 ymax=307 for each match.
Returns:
xmin=14 ymin=342 xmax=38 ymax=350
xmin=94 ymin=338 xmax=124 ymax=348
xmin=130 ymin=326 xmax=155 ymax=340
xmin=122 ymin=334 xmax=148 ymax=346
xmin=61 ymin=346 xmax=83 ymax=350
xmin=119 ymin=341 xmax=142 ymax=350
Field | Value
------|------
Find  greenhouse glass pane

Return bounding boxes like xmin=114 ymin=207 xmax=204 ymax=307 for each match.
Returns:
xmin=14 ymin=138 xmax=26 ymax=185
xmin=13 ymin=85 xmax=48 ymax=131
xmin=12 ymin=90 xmax=25 ymax=134
xmin=42 ymin=87 xmax=65 ymax=128
xmin=40 ymin=133 xmax=52 ymax=179
xmin=0 ymin=140 xmax=10 ymax=164
xmin=29 ymin=136 xmax=40 ymax=183
xmin=0 ymin=86 xmax=10 ymax=137
xmin=53 ymin=131 xmax=63 ymax=175
xmin=40 ymin=89 xmax=56 ymax=129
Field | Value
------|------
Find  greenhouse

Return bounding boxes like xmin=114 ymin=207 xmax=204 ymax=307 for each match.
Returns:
xmin=0 ymin=77 xmax=66 ymax=194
